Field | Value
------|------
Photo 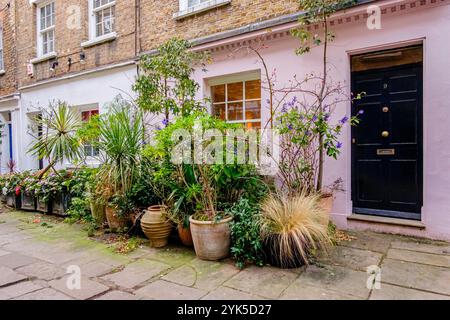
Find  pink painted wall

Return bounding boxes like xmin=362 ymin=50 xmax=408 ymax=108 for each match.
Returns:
xmin=192 ymin=2 xmax=450 ymax=240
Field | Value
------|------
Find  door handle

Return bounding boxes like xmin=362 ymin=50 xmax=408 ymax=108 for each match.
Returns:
xmin=381 ymin=131 xmax=389 ymax=138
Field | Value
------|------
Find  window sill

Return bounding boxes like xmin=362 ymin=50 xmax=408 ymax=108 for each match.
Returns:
xmin=30 ymin=52 xmax=57 ymax=64
xmin=173 ymin=0 xmax=231 ymax=20
xmin=0 ymin=70 xmax=5 ymax=76
xmin=81 ymin=32 xmax=117 ymax=48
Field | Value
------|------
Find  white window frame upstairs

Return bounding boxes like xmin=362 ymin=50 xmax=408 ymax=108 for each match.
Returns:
xmin=0 ymin=27 xmax=4 ymax=73
xmin=36 ymin=1 xmax=56 ymax=59
xmin=82 ymin=0 xmax=117 ymax=48
xmin=174 ymin=0 xmax=231 ymax=20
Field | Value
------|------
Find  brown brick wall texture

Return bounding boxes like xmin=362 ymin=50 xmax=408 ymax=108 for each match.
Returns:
xmin=139 ymin=0 xmax=298 ymax=51
xmin=15 ymin=0 xmax=137 ymax=88
xmin=0 ymin=0 xmax=18 ymax=97
xmin=4 ymin=0 xmax=299 ymax=92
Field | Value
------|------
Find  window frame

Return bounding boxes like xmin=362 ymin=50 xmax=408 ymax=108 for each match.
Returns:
xmin=36 ymin=1 xmax=56 ymax=58
xmin=209 ymin=74 xmax=262 ymax=128
xmin=87 ymin=0 xmax=116 ymax=42
xmin=175 ymin=0 xmax=231 ymax=20
xmin=80 ymin=108 xmax=100 ymax=158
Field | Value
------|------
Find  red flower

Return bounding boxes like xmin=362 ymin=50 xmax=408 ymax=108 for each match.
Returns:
xmin=15 ymin=186 xmax=21 ymax=196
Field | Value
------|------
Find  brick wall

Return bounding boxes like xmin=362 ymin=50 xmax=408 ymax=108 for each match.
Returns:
xmin=139 ymin=0 xmax=299 ymax=52
xmin=15 ymin=0 xmax=137 ymax=88
xmin=0 ymin=0 xmax=18 ymax=97
xmin=11 ymin=0 xmax=299 ymax=89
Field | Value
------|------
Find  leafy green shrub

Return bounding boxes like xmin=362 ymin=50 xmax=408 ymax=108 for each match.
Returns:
xmin=229 ymin=198 xmax=265 ymax=269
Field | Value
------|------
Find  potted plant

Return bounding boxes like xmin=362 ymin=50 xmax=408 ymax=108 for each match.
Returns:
xmin=96 ymin=99 xmax=143 ymax=232
xmin=20 ymin=172 xmax=38 ymax=211
xmin=260 ymin=193 xmax=330 ymax=268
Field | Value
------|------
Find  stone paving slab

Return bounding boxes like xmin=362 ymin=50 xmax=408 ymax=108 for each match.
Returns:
xmin=281 ymin=283 xmax=360 ymax=300
xmin=339 ymin=231 xmax=393 ymax=254
xmin=95 ymin=290 xmax=140 ymax=300
xmin=16 ymin=261 xmax=67 ymax=281
xmin=370 ymin=283 xmax=450 ymax=300
xmin=0 ymin=253 xmax=37 ymax=269
xmin=318 ymin=246 xmax=383 ymax=272
xmin=387 ymin=248 xmax=450 ymax=268
xmin=0 ymin=266 xmax=27 ymax=287
xmin=0 ymin=281 xmax=42 ymax=299
xmin=201 ymin=286 xmax=266 ymax=300
xmin=390 ymin=240 xmax=450 ymax=256
xmin=223 ymin=266 xmax=298 ymax=299
xmin=293 ymin=264 xmax=371 ymax=299
xmin=14 ymin=288 xmax=73 ymax=300
xmin=49 ymin=276 xmax=109 ymax=300
xmin=101 ymin=259 xmax=171 ymax=289
xmin=162 ymin=258 xmax=240 ymax=291
xmin=381 ymin=258 xmax=450 ymax=296
xmin=135 ymin=280 xmax=207 ymax=300
xmin=2 ymin=209 xmax=450 ymax=300
xmin=63 ymin=259 xmax=122 ymax=278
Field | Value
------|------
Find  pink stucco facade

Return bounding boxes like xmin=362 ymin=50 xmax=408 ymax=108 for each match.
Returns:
xmin=192 ymin=0 xmax=450 ymax=240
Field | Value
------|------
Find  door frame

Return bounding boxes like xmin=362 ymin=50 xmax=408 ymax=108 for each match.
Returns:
xmin=350 ymin=62 xmax=424 ymax=221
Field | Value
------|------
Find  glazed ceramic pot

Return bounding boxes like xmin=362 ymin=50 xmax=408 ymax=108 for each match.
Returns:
xmin=189 ymin=215 xmax=232 ymax=261
xmin=141 ymin=205 xmax=172 ymax=248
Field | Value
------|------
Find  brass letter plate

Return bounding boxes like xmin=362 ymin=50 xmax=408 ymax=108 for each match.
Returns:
xmin=377 ymin=149 xmax=395 ymax=155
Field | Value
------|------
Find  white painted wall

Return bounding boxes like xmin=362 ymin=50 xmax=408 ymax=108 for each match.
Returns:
xmin=18 ymin=64 xmax=137 ymax=171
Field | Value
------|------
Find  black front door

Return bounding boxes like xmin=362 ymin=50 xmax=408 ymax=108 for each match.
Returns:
xmin=351 ymin=63 xmax=423 ymax=220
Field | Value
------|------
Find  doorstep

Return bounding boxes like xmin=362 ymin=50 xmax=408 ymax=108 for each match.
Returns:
xmin=347 ymin=214 xmax=426 ymax=229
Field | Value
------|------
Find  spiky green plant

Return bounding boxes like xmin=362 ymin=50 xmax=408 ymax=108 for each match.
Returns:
xmin=28 ymin=101 xmax=83 ymax=178
xmin=97 ymin=101 xmax=143 ymax=202
xmin=260 ymin=193 xmax=330 ymax=268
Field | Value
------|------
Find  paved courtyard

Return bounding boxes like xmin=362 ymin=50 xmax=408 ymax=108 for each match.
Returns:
xmin=0 ymin=208 xmax=449 ymax=300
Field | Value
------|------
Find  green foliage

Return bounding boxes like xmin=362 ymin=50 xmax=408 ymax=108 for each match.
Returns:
xmin=292 ymin=0 xmax=356 ymax=55
xmin=97 ymin=99 xmax=144 ymax=207
xmin=66 ymin=197 xmax=91 ymax=224
xmin=28 ymin=101 xmax=83 ymax=166
xmin=229 ymin=198 xmax=265 ymax=269
xmin=144 ymin=112 xmax=263 ymax=222
xmin=76 ymin=114 xmax=101 ymax=150
xmin=133 ymin=38 xmax=208 ymax=118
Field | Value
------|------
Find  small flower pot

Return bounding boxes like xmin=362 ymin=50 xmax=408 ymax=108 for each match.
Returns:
xmin=105 ymin=206 xmax=129 ymax=232
xmin=140 ymin=205 xmax=172 ymax=248
xmin=21 ymin=191 xmax=37 ymax=211
xmin=51 ymin=192 xmax=70 ymax=216
xmin=189 ymin=215 xmax=233 ymax=261
xmin=177 ymin=223 xmax=193 ymax=247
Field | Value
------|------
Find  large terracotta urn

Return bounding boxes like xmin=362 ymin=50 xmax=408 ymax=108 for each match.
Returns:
xmin=189 ymin=215 xmax=232 ymax=261
xmin=141 ymin=205 xmax=172 ymax=248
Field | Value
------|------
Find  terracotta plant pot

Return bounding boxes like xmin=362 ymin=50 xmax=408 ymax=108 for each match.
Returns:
xmin=189 ymin=215 xmax=233 ymax=261
xmin=317 ymin=193 xmax=334 ymax=226
xmin=178 ymin=223 xmax=193 ymax=247
xmin=105 ymin=206 xmax=128 ymax=232
xmin=90 ymin=201 xmax=106 ymax=225
xmin=141 ymin=205 xmax=172 ymax=248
